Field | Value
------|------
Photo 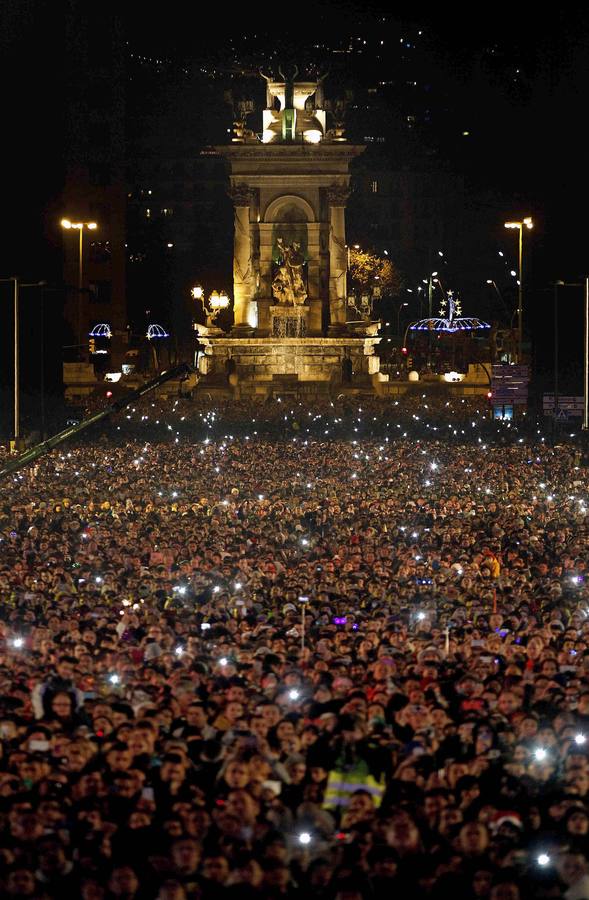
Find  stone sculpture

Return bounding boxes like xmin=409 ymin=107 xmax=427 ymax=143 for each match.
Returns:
xmin=272 ymin=238 xmax=307 ymax=306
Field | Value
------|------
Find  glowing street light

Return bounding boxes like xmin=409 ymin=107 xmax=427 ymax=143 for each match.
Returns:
xmin=61 ymin=218 xmax=99 ymax=349
xmin=504 ymin=216 xmax=533 ymax=362
xmin=192 ymin=284 xmax=231 ymax=329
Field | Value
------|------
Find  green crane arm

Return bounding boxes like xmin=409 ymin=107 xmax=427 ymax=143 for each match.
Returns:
xmin=0 ymin=363 xmax=192 ymax=481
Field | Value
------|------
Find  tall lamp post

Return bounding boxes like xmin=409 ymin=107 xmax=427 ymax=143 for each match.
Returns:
xmin=1 ymin=277 xmax=46 ymax=450
xmin=425 ymin=271 xmax=439 ymax=369
xmin=504 ymin=216 xmax=533 ymax=363
xmin=486 ymin=279 xmax=511 ymax=320
xmin=0 ymin=277 xmax=19 ymax=451
xmin=585 ymin=279 xmax=589 ymax=432
xmin=60 ymin=219 xmax=98 ymax=349
xmin=396 ymin=301 xmax=409 ymax=337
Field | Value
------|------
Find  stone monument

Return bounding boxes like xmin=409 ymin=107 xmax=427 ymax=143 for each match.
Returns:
xmin=196 ymin=69 xmax=382 ymax=397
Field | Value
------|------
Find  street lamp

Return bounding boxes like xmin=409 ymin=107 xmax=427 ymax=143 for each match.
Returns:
xmin=426 ymin=272 xmax=439 ymax=369
xmin=0 ymin=277 xmax=46 ymax=450
xmin=396 ymin=301 xmax=409 ymax=336
xmin=585 ymin=279 xmax=589 ymax=432
xmin=428 ymin=272 xmax=438 ymax=318
xmin=486 ymin=279 xmax=514 ymax=324
xmin=192 ymin=285 xmax=231 ymax=330
xmin=60 ymin=219 xmax=98 ymax=350
xmin=504 ymin=216 xmax=533 ymax=362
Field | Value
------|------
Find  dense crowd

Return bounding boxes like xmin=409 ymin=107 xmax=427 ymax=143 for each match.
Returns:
xmin=77 ymin=393 xmax=508 ymax=442
xmin=1 ymin=397 xmax=589 ymax=898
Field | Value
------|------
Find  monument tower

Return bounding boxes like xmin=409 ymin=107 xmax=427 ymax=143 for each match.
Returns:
xmin=197 ymin=69 xmax=382 ymax=396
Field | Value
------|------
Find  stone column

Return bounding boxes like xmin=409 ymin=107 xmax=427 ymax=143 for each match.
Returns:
xmin=307 ymin=222 xmax=322 ymax=334
xmin=327 ymin=185 xmax=350 ymax=329
xmin=229 ymin=184 xmax=257 ymax=332
xmin=258 ymin=223 xmax=274 ymax=299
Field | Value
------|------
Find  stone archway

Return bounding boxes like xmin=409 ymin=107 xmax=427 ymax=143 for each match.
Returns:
xmin=257 ymin=195 xmax=322 ymax=334
xmin=263 ymin=194 xmax=315 ymax=224
xmin=264 ymin=196 xmax=314 ymax=305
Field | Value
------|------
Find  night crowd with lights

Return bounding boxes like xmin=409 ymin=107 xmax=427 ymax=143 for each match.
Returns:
xmin=2 ymin=395 xmax=589 ymax=899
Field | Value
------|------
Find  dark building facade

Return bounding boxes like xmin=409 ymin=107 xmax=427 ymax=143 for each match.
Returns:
xmin=61 ymin=4 xmax=127 ymax=362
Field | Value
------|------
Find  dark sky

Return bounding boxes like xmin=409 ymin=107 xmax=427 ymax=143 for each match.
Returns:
xmin=120 ymin=2 xmax=589 ymax=274
xmin=3 ymin=0 xmax=587 ymax=281
xmin=122 ymin=2 xmax=588 ymax=69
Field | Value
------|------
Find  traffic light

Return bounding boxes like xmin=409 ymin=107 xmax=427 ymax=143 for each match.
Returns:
xmin=89 ymin=337 xmax=96 ymax=354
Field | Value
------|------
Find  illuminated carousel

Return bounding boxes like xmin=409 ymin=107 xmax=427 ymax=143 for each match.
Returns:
xmin=409 ymin=291 xmax=490 ymax=334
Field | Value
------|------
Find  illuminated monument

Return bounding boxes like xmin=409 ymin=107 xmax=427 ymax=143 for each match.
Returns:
xmin=196 ymin=70 xmax=383 ymax=397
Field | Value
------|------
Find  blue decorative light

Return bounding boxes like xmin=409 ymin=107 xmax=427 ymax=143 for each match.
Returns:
xmin=89 ymin=323 xmax=112 ymax=338
xmin=409 ymin=291 xmax=490 ymax=334
xmin=146 ymin=324 xmax=169 ymax=339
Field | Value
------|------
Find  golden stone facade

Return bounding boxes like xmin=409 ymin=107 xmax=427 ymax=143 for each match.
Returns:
xmin=197 ymin=72 xmax=383 ymax=397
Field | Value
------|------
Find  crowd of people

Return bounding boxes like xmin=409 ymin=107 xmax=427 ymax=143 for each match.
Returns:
xmin=1 ymin=394 xmax=589 ymax=898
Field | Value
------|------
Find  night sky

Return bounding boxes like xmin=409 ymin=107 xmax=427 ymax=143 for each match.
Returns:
xmin=125 ymin=2 xmax=589 ymax=282
xmin=1 ymin=0 xmax=588 ymax=421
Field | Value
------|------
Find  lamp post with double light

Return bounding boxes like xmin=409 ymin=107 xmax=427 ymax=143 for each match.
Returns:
xmin=60 ymin=219 xmax=98 ymax=349
xmin=504 ymin=216 xmax=533 ymax=363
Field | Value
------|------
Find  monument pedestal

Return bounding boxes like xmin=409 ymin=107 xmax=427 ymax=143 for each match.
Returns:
xmin=230 ymin=323 xmax=256 ymax=337
xmin=197 ymin=334 xmax=382 ymax=398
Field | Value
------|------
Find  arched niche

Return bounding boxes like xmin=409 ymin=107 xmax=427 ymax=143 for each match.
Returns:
xmin=264 ymin=196 xmax=314 ymax=265
xmin=263 ymin=194 xmax=315 ymax=224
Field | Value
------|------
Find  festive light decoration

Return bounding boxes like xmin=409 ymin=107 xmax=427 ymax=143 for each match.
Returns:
xmin=410 ymin=291 xmax=490 ymax=333
xmin=146 ymin=324 xmax=169 ymax=339
xmin=89 ymin=323 xmax=112 ymax=338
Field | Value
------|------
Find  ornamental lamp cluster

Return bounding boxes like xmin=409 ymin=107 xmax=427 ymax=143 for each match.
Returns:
xmin=60 ymin=219 xmax=97 ymax=231
xmin=192 ymin=285 xmax=231 ymax=327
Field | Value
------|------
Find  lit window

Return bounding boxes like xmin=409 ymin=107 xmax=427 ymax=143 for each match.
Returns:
xmin=371 ymin=180 xmax=378 ymax=193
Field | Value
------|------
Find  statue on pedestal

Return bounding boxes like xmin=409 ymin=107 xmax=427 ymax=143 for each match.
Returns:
xmin=272 ymin=238 xmax=307 ymax=306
